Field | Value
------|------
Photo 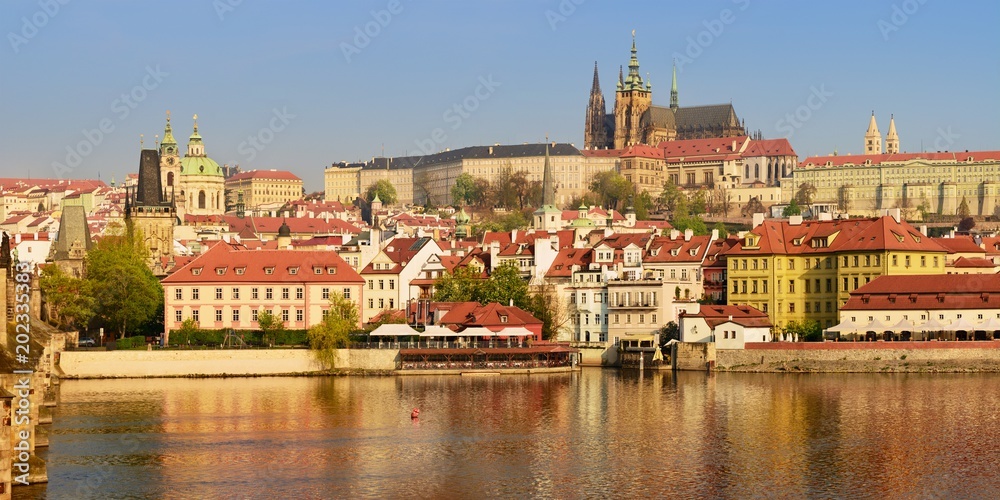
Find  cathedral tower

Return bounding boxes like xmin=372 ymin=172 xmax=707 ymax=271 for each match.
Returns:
xmin=865 ymin=112 xmax=883 ymax=155
xmin=584 ymin=62 xmax=608 ymax=150
xmin=885 ymin=114 xmax=899 ymax=154
xmin=159 ymin=111 xmax=180 ymax=199
xmin=613 ymin=33 xmax=652 ymax=149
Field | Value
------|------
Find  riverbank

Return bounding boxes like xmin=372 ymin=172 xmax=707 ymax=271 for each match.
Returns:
xmin=715 ymin=341 xmax=1000 ymax=373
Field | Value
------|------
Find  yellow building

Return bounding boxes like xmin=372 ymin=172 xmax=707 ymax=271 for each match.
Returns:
xmin=324 ymin=162 xmax=363 ymax=203
xmin=224 ymin=169 xmax=303 ymax=211
xmin=723 ymin=213 xmax=948 ymax=330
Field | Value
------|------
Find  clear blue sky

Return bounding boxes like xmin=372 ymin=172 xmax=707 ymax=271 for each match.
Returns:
xmin=2 ymin=0 xmax=997 ymax=192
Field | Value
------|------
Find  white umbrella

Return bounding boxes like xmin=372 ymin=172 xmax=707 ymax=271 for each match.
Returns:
xmin=369 ymin=323 xmax=419 ymax=337
xmin=912 ymin=317 xmax=947 ymax=333
xmin=944 ymin=317 xmax=981 ymax=332
xmin=497 ymin=327 xmax=534 ymax=337
xmin=863 ymin=317 xmax=892 ymax=333
xmin=457 ymin=327 xmax=494 ymax=338
xmin=888 ymin=318 xmax=915 ymax=332
xmin=419 ymin=325 xmax=460 ymax=337
xmin=827 ymin=319 xmax=861 ymax=333
xmin=980 ymin=316 xmax=1000 ymax=332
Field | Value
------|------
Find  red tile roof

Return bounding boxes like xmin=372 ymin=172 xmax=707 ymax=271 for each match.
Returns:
xmin=646 ymin=235 xmax=713 ymax=263
xmin=843 ymin=274 xmax=1000 ymax=311
xmin=438 ymin=302 xmax=542 ymax=336
xmin=657 ymin=136 xmax=749 ymax=157
xmin=621 ymin=144 xmax=664 ymax=159
xmin=931 ymin=236 xmax=985 ymax=255
xmin=724 ymin=216 xmax=947 ymax=256
xmin=546 ymin=247 xmax=593 ymax=278
xmin=800 ymin=151 xmax=1000 ymax=168
xmin=162 ymin=242 xmax=363 ymax=284
xmin=951 ymin=257 xmax=995 ymax=268
xmin=743 ymin=138 xmax=796 ymax=157
xmin=682 ymin=304 xmax=772 ymax=329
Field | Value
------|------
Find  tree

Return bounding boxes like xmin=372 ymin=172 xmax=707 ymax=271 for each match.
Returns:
xmin=836 ymin=185 xmax=852 ymax=213
xmin=633 ymin=191 xmax=654 ymax=220
xmin=689 ymin=190 xmax=708 ymax=216
xmin=365 ymin=179 xmax=398 ymax=205
xmin=451 ymin=173 xmax=483 ymax=207
xmin=257 ymin=310 xmax=286 ymax=346
xmin=40 ymin=264 xmax=95 ymax=331
xmin=86 ymin=224 xmax=163 ymax=339
xmin=308 ymin=293 xmax=360 ymax=368
xmin=795 ymin=182 xmax=817 ymax=206
xmin=432 ymin=266 xmax=483 ymax=303
xmin=672 ymin=215 xmax=708 ymax=235
xmin=957 ymin=196 xmax=971 ymax=220
xmin=526 ymin=283 xmax=568 ymax=341
xmin=784 ymin=320 xmax=822 ymax=342
xmin=659 ymin=180 xmax=682 ymax=213
xmin=709 ymin=185 xmax=732 ymax=217
xmin=564 ymin=192 xmax=600 ymax=210
xmin=589 ymin=170 xmax=632 ymax=211
xmin=741 ymin=196 xmax=766 ymax=217
xmin=170 ymin=318 xmax=201 ymax=347
xmin=918 ymin=198 xmax=932 ymax=220
xmin=783 ymin=198 xmax=802 ymax=217
xmin=958 ymin=217 xmax=976 ymax=233
xmin=658 ymin=321 xmax=679 ymax=345
xmin=413 ymin=170 xmax=436 ymax=206
xmin=476 ymin=263 xmax=532 ymax=310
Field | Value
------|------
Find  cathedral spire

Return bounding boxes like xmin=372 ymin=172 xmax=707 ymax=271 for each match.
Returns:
xmin=865 ymin=111 xmax=882 ymax=155
xmin=584 ymin=62 xmax=608 ymax=149
xmin=591 ymin=61 xmax=602 ymax=95
xmin=617 ymin=65 xmax=623 ymax=90
xmin=161 ymin=110 xmax=177 ymax=150
xmin=624 ymin=31 xmax=644 ymax=90
xmin=542 ymin=138 xmax=555 ymax=207
xmin=187 ymin=113 xmax=205 ymax=157
xmin=670 ymin=60 xmax=679 ymax=110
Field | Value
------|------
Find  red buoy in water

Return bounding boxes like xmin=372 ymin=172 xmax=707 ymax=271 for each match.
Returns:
xmin=411 ymin=408 xmax=420 ymax=419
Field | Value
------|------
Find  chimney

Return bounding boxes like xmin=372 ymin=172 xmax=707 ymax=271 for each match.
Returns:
xmin=752 ymin=213 xmax=765 ymax=228
xmin=15 ymin=233 xmax=22 ymax=244
xmin=670 ymin=229 xmax=680 ymax=240
xmin=818 ymin=212 xmax=832 ymax=221
xmin=511 ymin=229 xmax=518 ymax=242
xmin=789 ymin=215 xmax=803 ymax=226
xmin=919 ymin=225 xmax=928 ymax=236
xmin=711 ymin=229 xmax=719 ymax=241
xmin=684 ymin=228 xmax=693 ymax=241
xmin=889 ymin=208 xmax=901 ymax=224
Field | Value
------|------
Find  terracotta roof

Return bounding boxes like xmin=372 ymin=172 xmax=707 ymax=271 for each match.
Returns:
xmin=646 ymin=235 xmax=712 ymax=263
xmin=724 ymin=216 xmax=947 ymax=256
xmin=632 ymin=220 xmax=673 ymax=230
xmin=226 ymin=169 xmax=302 ymax=182
xmin=951 ymin=257 xmax=996 ymax=268
xmin=800 ymin=151 xmax=1000 ymax=168
xmin=224 ymin=215 xmax=361 ymax=236
xmin=682 ymin=304 xmax=772 ymax=329
xmin=931 ymin=236 xmax=985 ymax=255
xmin=657 ymin=136 xmax=749 ymax=158
xmin=743 ymin=138 xmax=796 ymax=157
xmin=545 ymin=247 xmax=593 ymax=278
xmin=843 ymin=274 xmax=1000 ymax=311
xmin=162 ymin=242 xmax=363 ymax=284
xmin=438 ymin=302 xmax=542 ymax=333
xmin=621 ymin=144 xmax=664 ymax=159
xmin=598 ymin=232 xmax=653 ymax=250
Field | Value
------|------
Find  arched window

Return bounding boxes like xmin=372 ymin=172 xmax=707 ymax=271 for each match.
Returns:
xmin=755 ymin=164 xmax=760 ymax=179
xmin=745 ymin=165 xmax=750 ymax=179
xmin=167 ymin=172 xmax=174 ymax=187
xmin=199 ymin=190 xmax=206 ymax=209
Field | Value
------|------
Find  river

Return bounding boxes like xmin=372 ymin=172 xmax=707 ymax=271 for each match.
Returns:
xmin=16 ymin=370 xmax=1000 ymax=499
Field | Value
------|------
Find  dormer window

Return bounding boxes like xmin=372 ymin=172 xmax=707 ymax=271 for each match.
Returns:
xmin=216 ymin=267 xmax=226 ymax=275
xmin=265 ymin=267 xmax=275 ymax=275
xmin=327 ymin=267 xmax=337 ymax=274
xmin=235 ymin=267 xmax=246 ymax=275
xmin=288 ymin=267 xmax=298 ymax=275
xmin=314 ymin=267 xmax=323 ymax=275
xmin=191 ymin=267 xmax=202 ymax=276
xmin=500 ymin=315 xmax=508 ymax=323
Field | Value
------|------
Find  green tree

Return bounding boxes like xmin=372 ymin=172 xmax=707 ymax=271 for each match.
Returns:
xmin=365 ymin=179 xmax=398 ymax=205
xmin=659 ymin=179 xmax=683 ymax=213
xmin=433 ymin=266 xmax=483 ymax=302
xmin=40 ymin=264 xmax=95 ymax=331
xmin=589 ymin=170 xmax=632 ymax=211
xmin=795 ymin=182 xmax=817 ymax=206
xmin=86 ymin=224 xmax=163 ymax=339
xmin=489 ymin=165 xmax=520 ymax=209
xmin=525 ymin=283 xmax=568 ymax=341
xmin=564 ymin=192 xmax=600 ymax=211
xmin=784 ymin=320 xmax=822 ymax=342
xmin=170 ymin=318 xmax=201 ymax=347
xmin=634 ymin=191 xmax=654 ymax=220
xmin=476 ymin=263 xmax=531 ymax=309
xmin=308 ymin=293 xmax=360 ymax=368
xmin=672 ymin=215 xmax=708 ymax=235
xmin=689 ymin=190 xmax=708 ymax=216
xmin=658 ymin=321 xmax=680 ymax=345
xmin=783 ymin=198 xmax=802 ymax=217
xmin=957 ymin=196 xmax=971 ymax=220
xmin=257 ymin=310 xmax=286 ymax=346
xmin=451 ymin=173 xmax=482 ymax=207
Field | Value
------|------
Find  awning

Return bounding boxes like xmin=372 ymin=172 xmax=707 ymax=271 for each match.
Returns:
xmin=944 ymin=317 xmax=981 ymax=332
xmin=369 ymin=323 xmax=419 ymax=337
xmin=912 ymin=317 xmax=947 ymax=333
xmin=863 ymin=317 xmax=892 ymax=333
xmin=456 ymin=327 xmax=495 ymax=337
xmin=418 ymin=325 xmax=460 ymax=337
xmin=826 ymin=319 xmax=861 ymax=333
xmin=980 ymin=316 xmax=1000 ymax=331
xmin=496 ymin=327 xmax=534 ymax=337
xmin=888 ymin=318 xmax=915 ymax=333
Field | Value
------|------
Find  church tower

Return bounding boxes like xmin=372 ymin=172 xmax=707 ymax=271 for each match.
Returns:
xmin=613 ymin=33 xmax=652 ymax=149
xmin=127 ymin=149 xmax=176 ymax=269
xmin=178 ymin=114 xmax=226 ymax=216
xmin=885 ymin=114 xmax=899 ymax=154
xmin=865 ymin=112 xmax=883 ymax=155
xmin=159 ymin=111 xmax=180 ymax=200
xmin=533 ymin=141 xmax=562 ymax=231
xmin=584 ymin=62 xmax=608 ymax=150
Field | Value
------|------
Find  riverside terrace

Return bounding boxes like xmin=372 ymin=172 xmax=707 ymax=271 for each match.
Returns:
xmin=353 ymin=324 xmax=577 ymax=370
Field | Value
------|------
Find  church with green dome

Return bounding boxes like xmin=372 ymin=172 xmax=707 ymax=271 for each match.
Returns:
xmin=158 ymin=111 xmax=226 ymax=217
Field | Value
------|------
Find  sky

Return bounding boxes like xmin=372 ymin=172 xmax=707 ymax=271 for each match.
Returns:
xmin=1 ymin=0 xmax=998 ymax=193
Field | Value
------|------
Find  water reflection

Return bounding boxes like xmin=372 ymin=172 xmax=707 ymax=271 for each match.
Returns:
xmin=17 ymin=371 xmax=1000 ymax=499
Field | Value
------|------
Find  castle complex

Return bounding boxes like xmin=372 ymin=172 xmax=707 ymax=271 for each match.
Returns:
xmin=584 ymin=36 xmax=747 ymax=150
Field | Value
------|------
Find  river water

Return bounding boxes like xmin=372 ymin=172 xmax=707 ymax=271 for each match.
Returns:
xmin=16 ymin=370 xmax=1000 ymax=499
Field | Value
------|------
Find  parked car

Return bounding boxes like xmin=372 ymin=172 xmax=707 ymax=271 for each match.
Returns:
xmin=79 ymin=338 xmax=96 ymax=347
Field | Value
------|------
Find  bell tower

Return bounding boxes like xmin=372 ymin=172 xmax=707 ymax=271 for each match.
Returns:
xmin=160 ymin=110 xmax=180 ymax=200
xmin=613 ymin=32 xmax=652 ymax=149
xmin=865 ymin=111 xmax=883 ymax=155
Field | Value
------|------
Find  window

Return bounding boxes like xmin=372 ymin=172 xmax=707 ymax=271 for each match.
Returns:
xmin=581 ymin=293 xmax=588 ymax=304
xmin=865 ymin=255 xmax=871 ymax=266
xmin=652 ymin=314 xmax=657 ymax=324
xmin=389 ymin=299 xmax=394 ymax=308
xmin=266 ymin=288 xmax=274 ymax=300
xmin=789 ymin=303 xmax=795 ymax=313
xmin=215 ymin=309 xmax=223 ymax=322
xmin=921 ymin=256 xmax=926 ymax=267
xmin=368 ymin=299 xmax=374 ymax=309
xmin=192 ymin=310 xmax=199 ymax=322
xmin=762 ymin=303 xmax=768 ymax=313
xmin=892 ymin=255 xmax=898 ymax=266
xmin=282 ymin=309 xmax=289 ymax=322
xmin=933 ymin=256 xmax=939 ymax=267
xmin=252 ymin=287 xmax=259 ymax=300
xmin=343 ymin=288 xmax=351 ymax=299
xmin=826 ymin=279 xmax=832 ymax=293
xmin=733 ymin=281 xmax=739 ymax=294
xmin=806 ymin=302 xmax=812 ymax=313
xmin=282 ymin=288 xmax=290 ymax=300
xmin=379 ymin=280 xmax=384 ymax=290
xmin=233 ymin=310 xmax=240 ymax=322
xmin=368 ymin=280 xmax=374 ymax=290
xmin=192 ymin=288 xmax=200 ymax=300
xmin=389 ymin=280 xmax=395 ymax=290
xmin=843 ymin=256 xmax=849 ymax=267
xmin=741 ymin=280 xmax=747 ymax=294
xmin=215 ymin=288 xmax=223 ymax=300
xmin=232 ymin=287 xmax=240 ymax=300
xmin=905 ymin=256 xmax=911 ymax=267
xmin=379 ymin=299 xmax=384 ymax=308
xmin=639 ymin=314 xmax=645 ymax=324
xmin=843 ymin=277 xmax=848 ymax=291
xmin=252 ymin=309 xmax=259 ymax=322
xmin=175 ymin=310 xmax=182 ymax=322
xmin=853 ymin=256 xmax=859 ymax=267
xmin=806 ymin=280 xmax=811 ymax=293
xmin=789 ymin=281 xmax=795 ymax=293
xmin=175 ymin=289 xmax=182 ymax=300
xmin=762 ymin=280 xmax=768 ymax=294
xmin=853 ymin=277 xmax=859 ymax=289
xmin=762 ymin=260 xmax=768 ymax=270
xmin=322 ymin=288 xmax=330 ymax=300
xmin=788 ymin=259 xmax=795 ymax=270
xmin=752 ymin=280 xmax=758 ymax=294
xmin=296 ymin=287 xmax=303 ymax=299
xmin=296 ymin=309 xmax=303 ymax=322
xmin=614 ymin=314 xmax=620 ymax=324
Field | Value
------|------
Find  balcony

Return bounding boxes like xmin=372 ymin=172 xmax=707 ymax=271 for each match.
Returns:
xmin=608 ymin=301 xmax=658 ymax=310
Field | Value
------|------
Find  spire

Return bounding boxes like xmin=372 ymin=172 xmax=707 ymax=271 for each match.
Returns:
xmin=542 ymin=138 xmax=555 ymax=207
xmin=585 ymin=62 xmax=608 ymax=150
xmin=161 ymin=110 xmax=177 ymax=150
xmin=187 ymin=113 xmax=205 ymax=157
xmin=865 ymin=111 xmax=882 ymax=155
xmin=670 ymin=60 xmax=679 ymax=110
xmin=617 ymin=65 xmax=623 ymax=90
xmin=624 ymin=31 xmax=644 ymax=90
xmin=866 ymin=111 xmax=880 ymax=135
xmin=886 ymin=114 xmax=899 ymax=154
xmin=590 ymin=61 xmax=602 ymax=96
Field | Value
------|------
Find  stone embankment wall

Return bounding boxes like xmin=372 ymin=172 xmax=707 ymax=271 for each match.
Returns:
xmin=58 ymin=349 xmax=399 ymax=378
xmin=717 ymin=341 xmax=1000 ymax=372
xmin=673 ymin=342 xmax=716 ymax=371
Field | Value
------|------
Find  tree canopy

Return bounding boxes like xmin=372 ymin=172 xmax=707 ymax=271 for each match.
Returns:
xmin=795 ymin=182 xmax=817 ymax=206
xmin=40 ymin=264 xmax=95 ymax=331
xmin=85 ymin=223 xmax=163 ymax=338
xmin=365 ymin=179 xmax=398 ymax=205
xmin=589 ymin=171 xmax=632 ymax=211
xmin=783 ymin=198 xmax=802 ymax=217
xmin=308 ymin=293 xmax=361 ymax=368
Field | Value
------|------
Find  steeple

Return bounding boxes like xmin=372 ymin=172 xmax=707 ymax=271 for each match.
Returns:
xmin=624 ymin=31 xmax=644 ymax=91
xmin=584 ymin=62 xmax=608 ymax=149
xmin=617 ymin=65 xmax=623 ymax=90
xmin=865 ymin=111 xmax=882 ymax=155
xmin=885 ymin=114 xmax=899 ymax=154
xmin=542 ymin=139 xmax=555 ymax=207
xmin=670 ymin=60 xmax=679 ymax=110
xmin=161 ymin=110 xmax=177 ymax=155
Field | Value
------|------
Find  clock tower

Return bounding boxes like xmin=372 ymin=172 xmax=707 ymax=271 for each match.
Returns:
xmin=160 ymin=110 xmax=181 ymax=202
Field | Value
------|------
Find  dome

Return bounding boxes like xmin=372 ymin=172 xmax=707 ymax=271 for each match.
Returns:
xmin=454 ymin=207 xmax=470 ymax=224
xmin=179 ymin=155 xmax=223 ymax=176
xmin=277 ymin=220 xmax=291 ymax=237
